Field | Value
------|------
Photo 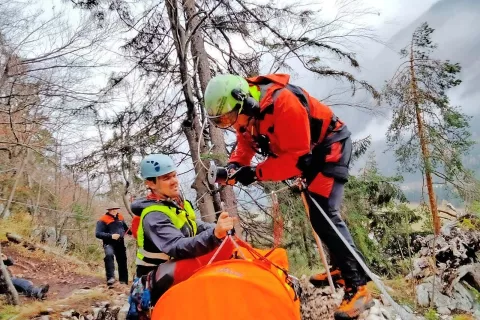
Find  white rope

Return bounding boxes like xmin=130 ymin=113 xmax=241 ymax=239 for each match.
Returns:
xmin=308 ymin=193 xmax=416 ymax=320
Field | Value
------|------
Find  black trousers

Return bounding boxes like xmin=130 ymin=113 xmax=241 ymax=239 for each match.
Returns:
xmin=104 ymin=242 xmax=129 ymax=283
xmin=136 ymin=265 xmax=156 ymax=278
xmin=307 ymin=181 xmax=369 ymax=288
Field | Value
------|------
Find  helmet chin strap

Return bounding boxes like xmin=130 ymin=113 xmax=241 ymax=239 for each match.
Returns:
xmin=231 ymin=88 xmax=260 ymax=118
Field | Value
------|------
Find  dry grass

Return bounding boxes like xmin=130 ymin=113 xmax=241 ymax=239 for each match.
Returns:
xmin=0 ymin=212 xmax=104 ymax=278
xmin=0 ymin=213 xmax=34 ymax=241
xmin=0 ymin=288 xmax=109 ymax=319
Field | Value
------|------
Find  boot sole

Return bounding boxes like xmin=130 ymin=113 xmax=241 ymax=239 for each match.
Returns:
xmin=334 ymin=299 xmax=375 ymax=320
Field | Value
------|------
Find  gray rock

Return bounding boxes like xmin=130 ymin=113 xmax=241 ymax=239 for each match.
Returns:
xmin=436 ymin=307 xmax=451 ymax=315
xmin=452 ymin=282 xmax=474 ymax=312
xmin=369 ymin=306 xmax=381 ymax=316
xmin=92 ymin=308 xmax=101 ymax=319
xmin=60 ymin=310 xmax=73 ymax=317
xmin=117 ymin=302 xmax=130 ymax=320
xmin=416 ymin=284 xmax=430 ymax=307
xmin=380 ymin=307 xmax=391 ymax=320
xmin=432 ymin=291 xmax=455 ymax=310
xmin=40 ymin=316 xmax=49 ymax=320
xmin=474 ymin=309 xmax=480 ymax=319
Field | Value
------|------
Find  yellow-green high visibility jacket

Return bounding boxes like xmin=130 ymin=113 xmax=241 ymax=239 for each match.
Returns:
xmin=131 ymin=197 xmax=221 ymax=268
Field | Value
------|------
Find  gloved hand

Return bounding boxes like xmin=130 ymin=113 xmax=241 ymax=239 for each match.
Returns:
xmin=225 ymin=162 xmax=240 ymax=185
xmin=226 ymin=162 xmax=240 ymax=173
xmin=231 ymin=166 xmax=257 ymax=186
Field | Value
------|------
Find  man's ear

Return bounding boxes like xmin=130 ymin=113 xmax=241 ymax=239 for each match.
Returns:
xmin=145 ymin=179 xmax=155 ymax=189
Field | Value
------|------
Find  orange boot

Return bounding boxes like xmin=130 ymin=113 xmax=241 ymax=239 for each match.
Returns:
xmin=309 ymin=267 xmax=345 ymax=288
xmin=334 ymin=285 xmax=374 ymax=319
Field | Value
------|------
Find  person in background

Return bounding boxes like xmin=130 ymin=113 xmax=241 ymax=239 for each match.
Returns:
xmin=1 ymin=253 xmax=49 ymax=299
xmin=95 ymin=205 xmax=132 ymax=286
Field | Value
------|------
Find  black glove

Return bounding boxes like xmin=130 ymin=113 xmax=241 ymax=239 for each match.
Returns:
xmin=231 ymin=166 xmax=257 ymax=186
xmin=226 ymin=162 xmax=240 ymax=173
xmin=224 ymin=163 xmax=241 ymax=185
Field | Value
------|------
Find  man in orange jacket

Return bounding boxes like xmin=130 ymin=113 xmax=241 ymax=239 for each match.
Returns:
xmin=95 ymin=205 xmax=132 ymax=286
xmin=204 ymin=74 xmax=373 ymax=319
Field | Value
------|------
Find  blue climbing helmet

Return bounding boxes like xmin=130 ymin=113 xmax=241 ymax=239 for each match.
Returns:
xmin=139 ymin=154 xmax=176 ymax=179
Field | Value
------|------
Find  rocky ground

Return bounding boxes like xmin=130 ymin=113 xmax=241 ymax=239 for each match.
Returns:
xmin=2 ymin=213 xmax=479 ymax=320
xmin=298 ymin=275 xmax=416 ymax=320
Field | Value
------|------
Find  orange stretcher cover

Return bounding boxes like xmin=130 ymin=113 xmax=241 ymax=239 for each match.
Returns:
xmin=152 ymin=238 xmax=300 ymax=320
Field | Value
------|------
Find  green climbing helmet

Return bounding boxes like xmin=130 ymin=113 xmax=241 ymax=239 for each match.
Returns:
xmin=139 ymin=154 xmax=176 ymax=179
xmin=204 ymin=74 xmax=250 ymax=128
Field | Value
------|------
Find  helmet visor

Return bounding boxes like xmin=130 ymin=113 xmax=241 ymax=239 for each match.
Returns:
xmin=208 ymin=109 xmax=239 ymax=129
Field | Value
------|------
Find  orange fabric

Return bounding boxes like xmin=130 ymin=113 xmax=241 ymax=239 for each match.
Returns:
xmin=172 ymin=237 xmax=236 ymax=284
xmin=131 ymin=216 xmax=140 ymax=239
xmin=146 ymin=192 xmax=184 ymax=209
xmin=229 ymin=73 xmax=337 ymax=183
xmin=308 ymin=172 xmax=334 ymax=198
xmin=326 ymin=141 xmax=342 ymax=163
xmin=99 ymin=213 xmax=125 ymax=224
xmin=152 ymin=259 xmax=300 ymax=320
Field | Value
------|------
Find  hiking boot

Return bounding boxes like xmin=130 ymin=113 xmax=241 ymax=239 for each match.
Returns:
xmin=334 ymin=285 xmax=374 ymax=320
xmin=309 ymin=267 xmax=345 ymax=288
xmin=34 ymin=284 xmax=50 ymax=299
xmin=107 ymin=278 xmax=116 ymax=286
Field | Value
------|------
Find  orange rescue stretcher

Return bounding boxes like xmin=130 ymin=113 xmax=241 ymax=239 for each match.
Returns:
xmin=150 ymin=234 xmax=301 ymax=320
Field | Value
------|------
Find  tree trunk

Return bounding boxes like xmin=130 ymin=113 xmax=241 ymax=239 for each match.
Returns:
xmin=166 ymin=0 xmax=216 ymax=222
xmin=1 ymin=149 xmax=30 ymax=219
xmin=182 ymin=0 xmax=241 ymax=233
xmin=0 ymin=242 xmax=19 ymax=305
xmin=409 ymin=42 xmax=440 ymax=235
xmin=96 ymin=124 xmax=116 ymax=199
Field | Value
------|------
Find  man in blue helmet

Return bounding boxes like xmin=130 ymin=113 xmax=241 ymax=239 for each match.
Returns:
xmin=126 ymin=154 xmax=234 ymax=319
xmin=132 ymin=153 xmax=234 ymax=277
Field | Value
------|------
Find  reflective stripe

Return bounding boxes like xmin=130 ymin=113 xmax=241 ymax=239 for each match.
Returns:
xmin=136 ymin=257 xmax=158 ymax=267
xmin=138 ymin=248 xmax=170 ymax=260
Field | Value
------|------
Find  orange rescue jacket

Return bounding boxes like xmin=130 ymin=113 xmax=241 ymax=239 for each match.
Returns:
xmin=229 ymin=74 xmax=350 ymax=182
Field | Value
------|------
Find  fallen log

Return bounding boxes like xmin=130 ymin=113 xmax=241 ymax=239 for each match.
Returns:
xmin=5 ymin=232 xmax=89 ymax=266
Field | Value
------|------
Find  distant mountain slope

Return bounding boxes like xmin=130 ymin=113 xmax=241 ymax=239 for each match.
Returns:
xmin=352 ymin=0 xmax=480 ymax=204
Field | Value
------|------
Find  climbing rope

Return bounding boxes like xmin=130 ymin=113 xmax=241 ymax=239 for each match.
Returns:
xmin=307 ymin=193 xmax=416 ymax=320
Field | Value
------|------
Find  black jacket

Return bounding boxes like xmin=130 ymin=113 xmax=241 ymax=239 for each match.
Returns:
xmin=95 ymin=212 xmax=131 ymax=246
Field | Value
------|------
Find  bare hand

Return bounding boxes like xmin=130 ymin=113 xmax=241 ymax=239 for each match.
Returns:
xmin=214 ymin=212 xmax=234 ymax=239
xmin=112 ymin=234 xmax=120 ymax=240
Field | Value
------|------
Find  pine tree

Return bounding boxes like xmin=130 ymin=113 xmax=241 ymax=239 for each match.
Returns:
xmin=383 ymin=22 xmax=473 ymax=234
